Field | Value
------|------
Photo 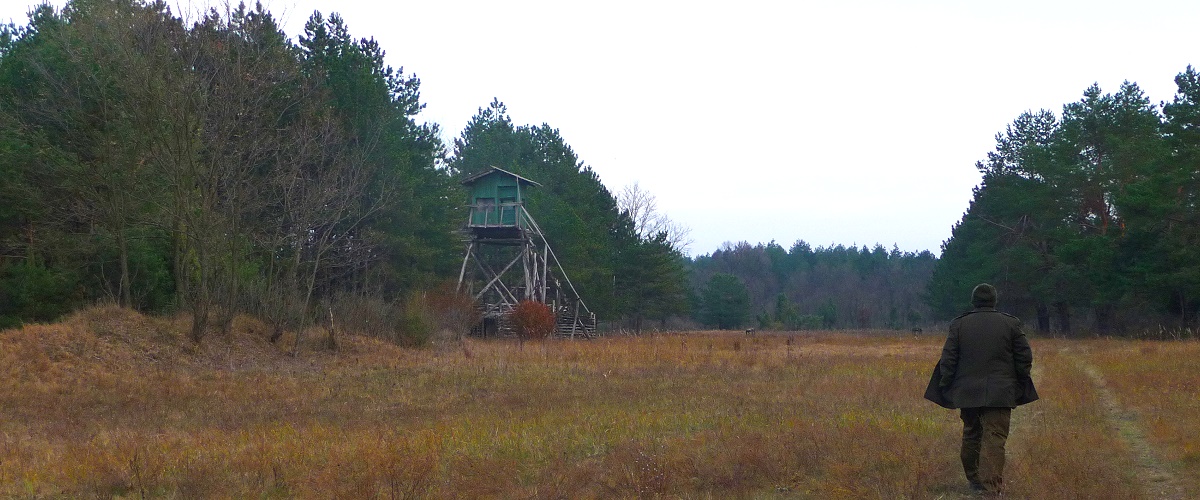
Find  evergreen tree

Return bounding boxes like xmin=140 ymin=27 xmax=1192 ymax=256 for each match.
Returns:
xmin=933 ymin=81 xmax=1181 ymax=333
xmin=0 ymin=1 xmax=453 ymax=335
xmin=1157 ymin=66 xmax=1200 ymax=327
xmin=930 ymin=110 xmax=1066 ymax=329
xmin=0 ymin=0 xmax=179 ymax=320
xmin=688 ymin=241 xmax=934 ymax=330
xmin=448 ymin=100 xmax=623 ymax=318
xmin=297 ymin=11 xmax=456 ymax=299
xmin=615 ymin=229 xmax=688 ymax=331
xmin=701 ymin=273 xmax=750 ymax=329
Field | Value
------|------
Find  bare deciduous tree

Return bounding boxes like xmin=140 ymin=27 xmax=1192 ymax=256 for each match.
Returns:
xmin=617 ymin=182 xmax=693 ymax=253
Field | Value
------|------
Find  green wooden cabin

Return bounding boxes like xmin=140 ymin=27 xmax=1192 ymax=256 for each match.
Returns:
xmin=462 ymin=166 xmax=541 ymax=228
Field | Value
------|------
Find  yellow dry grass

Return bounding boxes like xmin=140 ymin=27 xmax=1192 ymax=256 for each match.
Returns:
xmin=1084 ymin=339 xmax=1200 ymax=493
xmin=0 ymin=307 xmax=1193 ymax=498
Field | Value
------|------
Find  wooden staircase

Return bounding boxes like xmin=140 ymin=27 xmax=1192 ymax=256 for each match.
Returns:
xmin=554 ymin=304 xmax=596 ymax=338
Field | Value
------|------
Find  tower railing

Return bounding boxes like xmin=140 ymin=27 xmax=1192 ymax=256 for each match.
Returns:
xmin=466 ymin=202 xmax=528 ymax=228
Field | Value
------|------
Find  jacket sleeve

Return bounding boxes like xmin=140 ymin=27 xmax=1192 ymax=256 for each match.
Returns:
xmin=938 ymin=322 xmax=960 ymax=388
xmin=1012 ymin=320 xmax=1033 ymax=378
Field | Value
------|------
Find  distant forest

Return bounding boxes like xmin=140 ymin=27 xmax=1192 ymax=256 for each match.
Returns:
xmin=688 ymin=242 xmax=934 ymax=331
xmin=2 ymin=1 xmax=1198 ymax=337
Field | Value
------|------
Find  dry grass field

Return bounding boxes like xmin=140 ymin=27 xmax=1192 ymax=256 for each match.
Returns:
xmin=2 ymin=306 xmax=1197 ymax=498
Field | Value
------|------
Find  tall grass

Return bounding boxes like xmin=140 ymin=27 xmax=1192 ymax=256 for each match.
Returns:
xmin=1000 ymin=343 xmax=1144 ymax=498
xmin=1086 ymin=339 xmax=1200 ymax=492
xmin=0 ymin=309 xmax=1190 ymax=497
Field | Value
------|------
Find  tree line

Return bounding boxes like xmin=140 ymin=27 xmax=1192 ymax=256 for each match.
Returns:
xmin=11 ymin=2 xmax=1194 ymax=338
xmin=0 ymin=0 xmax=463 ymax=341
xmin=688 ymin=241 xmax=936 ymax=330
xmin=930 ymin=75 xmax=1200 ymax=335
xmin=0 ymin=0 xmax=689 ymax=336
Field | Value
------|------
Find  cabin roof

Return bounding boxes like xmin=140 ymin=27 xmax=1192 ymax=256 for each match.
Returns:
xmin=461 ymin=166 xmax=543 ymax=187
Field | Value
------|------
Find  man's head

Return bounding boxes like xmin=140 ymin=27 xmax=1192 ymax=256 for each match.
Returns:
xmin=971 ymin=283 xmax=998 ymax=308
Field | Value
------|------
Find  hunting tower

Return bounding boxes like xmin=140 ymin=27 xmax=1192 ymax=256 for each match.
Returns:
xmin=456 ymin=167 xmax=597 ymax=337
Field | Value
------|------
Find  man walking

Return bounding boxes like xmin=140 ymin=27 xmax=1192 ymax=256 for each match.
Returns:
xmin=924 ymin=283 xmax=1037 ymax=495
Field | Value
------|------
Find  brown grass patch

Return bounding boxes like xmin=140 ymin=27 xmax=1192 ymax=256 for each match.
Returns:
xmin=0 ymin=311 xmax=1193 ymax=497
xmin=1085 ymin=339 xmax=1200 ymax=493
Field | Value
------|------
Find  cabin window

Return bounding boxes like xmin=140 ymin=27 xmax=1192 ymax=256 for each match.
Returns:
xmin=475 ymin=197 xmax=496 ymax=224
xmin=497 ymin=186 xmax=517 ymax=204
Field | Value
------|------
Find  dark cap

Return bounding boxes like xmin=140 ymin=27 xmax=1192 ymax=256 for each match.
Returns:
xmin=972 ymin=283 xmax=998 ymax=308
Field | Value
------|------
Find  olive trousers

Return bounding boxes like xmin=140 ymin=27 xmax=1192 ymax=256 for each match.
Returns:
xmin=960 ymin=407 xmax=1011 ymax=493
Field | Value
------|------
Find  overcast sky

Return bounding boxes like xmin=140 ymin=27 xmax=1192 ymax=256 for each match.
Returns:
xmin=5 ymin=1 xmax=1199 ymax=257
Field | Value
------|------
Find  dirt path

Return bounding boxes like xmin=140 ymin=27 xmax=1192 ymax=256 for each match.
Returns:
xmin=1064 ymin=348 xmax=1187 ymax=500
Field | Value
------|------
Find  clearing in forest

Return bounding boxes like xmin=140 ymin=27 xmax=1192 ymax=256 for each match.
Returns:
xmin=1 ymin=307 xmax=1197 ymax=498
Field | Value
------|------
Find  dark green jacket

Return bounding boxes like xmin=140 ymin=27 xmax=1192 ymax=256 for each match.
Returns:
xmin=926 ymin=307 xmax=1037 ymax=409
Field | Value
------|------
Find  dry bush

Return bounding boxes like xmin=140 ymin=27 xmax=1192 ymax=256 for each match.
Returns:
xmin=361 ymin=289 xmax=470 ymax=347
xmin=328 ymin=289 xmax=474 ymax=348
xmin=329 ymin=292 xmax=406 ymax=342
xmin=509 ymin=300 xmax=555 ymax=340
xmin=425 ymin=282 xmax=480 ymax=338
xmin=396 ymin=292 xmax=435 ymax=346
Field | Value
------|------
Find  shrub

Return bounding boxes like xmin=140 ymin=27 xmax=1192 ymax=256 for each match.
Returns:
xmin=0 ymin=261 xmax=79 ymax=329
xmin=425 ymin=283 xmax=480 ymax=342
xmin=324 ymin=284 xmax=479 ymax=348
xmin=509 ymin=301 xmax=555 ymax=340
xmin=329 ymin=293 xmax=406 ymax=343
xmin=397 ymin=293 xmax=435 ymax=347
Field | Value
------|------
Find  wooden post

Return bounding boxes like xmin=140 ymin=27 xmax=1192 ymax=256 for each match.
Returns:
xmin=542 ymin=244 xmax=550 ymax=305
xmin=456 ymin=242 xmax=473 ymax=293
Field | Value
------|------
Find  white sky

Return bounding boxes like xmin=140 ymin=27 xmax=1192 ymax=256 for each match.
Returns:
xmin=4 ymin=0 xmax=1199 ymax=257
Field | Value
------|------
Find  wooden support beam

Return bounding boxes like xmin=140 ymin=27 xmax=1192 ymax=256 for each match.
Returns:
xmin=456 ymin=241 xmax=474 ymax=293
xmin=474 ymin=252 xmax=523 ymax=305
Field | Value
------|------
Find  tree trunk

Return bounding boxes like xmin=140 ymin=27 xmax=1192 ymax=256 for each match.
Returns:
xmin=1095 ymin=304 xmax=1113 ymax=334
xmin=1036 ymin=303 xmax=1050 ymax=332
xmin=1179 ymin=291 xmax=1196 ymax=331
xmin=293 ymin=261 xmax=322 ymax=356
xmin=190 ymin=294 xmax=208 ymax=343
xmin=1054 ymin=302 xmax=1071 ymax=336
xmin=325 ymin=305 xmax=337 ymax=350
xmin=172 ymin=210 xmax=187 ymax=310
xmin=219 ymin=228 xmax=240 ymax=337
xmin=190 ymin=246 xmax=210 ymax=343
xmin=117 ymin=225 xmax=132 ymax=308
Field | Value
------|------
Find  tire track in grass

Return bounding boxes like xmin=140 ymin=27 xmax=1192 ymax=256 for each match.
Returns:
xmin=1066 ymin=347 xmax=1186 ymax=500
